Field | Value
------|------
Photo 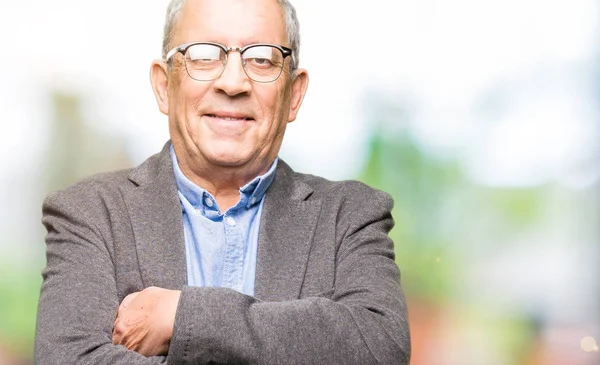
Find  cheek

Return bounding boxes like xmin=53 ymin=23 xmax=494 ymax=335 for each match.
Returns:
xmin=172 ymin=83 xmax=207 ymax=122
xmin=167 ymin=85 xmax=208 ymax=147
xmin=256 ymin=83 xmax=290 ymax=126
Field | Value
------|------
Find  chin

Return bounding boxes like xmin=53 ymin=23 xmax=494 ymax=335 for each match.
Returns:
xmin=205 ymin=152 xmax=252 ymax=167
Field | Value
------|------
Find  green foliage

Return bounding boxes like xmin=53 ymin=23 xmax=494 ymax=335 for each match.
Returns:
xmin=0 ymin=260 xmax=41 ymax=360
xmin=359 ymin=132 xmax=464 ymax=302
xmin=358 ymin=126 xmax=547 ymax=303
xmin=478 ymin=188 xmax=548 ymax=229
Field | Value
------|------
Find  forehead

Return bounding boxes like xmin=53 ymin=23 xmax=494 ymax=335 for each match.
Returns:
xmin=175 ymin=0 xmax=288 ymax=46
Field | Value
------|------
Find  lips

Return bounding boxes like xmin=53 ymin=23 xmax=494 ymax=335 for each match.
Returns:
xmin=205 ymin=112 xmax=254 ymax=121
xmin=202 ymin=111 xmax=254 ymax=136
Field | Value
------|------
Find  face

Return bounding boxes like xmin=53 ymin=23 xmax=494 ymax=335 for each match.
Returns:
xmin=151 ymin=0 xmax=309 ymax=181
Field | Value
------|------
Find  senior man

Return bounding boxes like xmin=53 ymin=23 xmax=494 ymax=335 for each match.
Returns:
xmin=35 ymin=0 xmax=411 ymax=363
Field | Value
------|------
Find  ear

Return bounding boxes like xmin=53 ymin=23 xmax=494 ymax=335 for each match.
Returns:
xmin=287 ymin=68 xmax=309 ymax=123
xmin=150 ymin=60 xmax=170 ymax=115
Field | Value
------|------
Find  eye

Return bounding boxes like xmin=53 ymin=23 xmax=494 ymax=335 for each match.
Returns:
xmin=242 ymin=46 xmax=279 ymax=68
xmin=186 ymin=44 xmax=223 ymax=63
xmin=246 ymin=57 xmax=274 ymax=67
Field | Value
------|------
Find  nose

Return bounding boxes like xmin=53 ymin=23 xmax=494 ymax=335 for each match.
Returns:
xmin=212 ymin=51 xmax=252 ymax=96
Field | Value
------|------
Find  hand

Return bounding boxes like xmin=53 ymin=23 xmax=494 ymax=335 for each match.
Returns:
xmin=112 ymin=286 xmax=181 ymax=356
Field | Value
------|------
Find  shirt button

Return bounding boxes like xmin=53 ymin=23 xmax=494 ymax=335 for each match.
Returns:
xmin=205 ymin=198 xmax=213 ymax=207
xmin=225 ymin=217 xmax=236 ymax=226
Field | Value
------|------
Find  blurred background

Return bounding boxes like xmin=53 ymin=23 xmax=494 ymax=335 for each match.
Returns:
xmin=1 ymin=0 xmax=598 ymax=364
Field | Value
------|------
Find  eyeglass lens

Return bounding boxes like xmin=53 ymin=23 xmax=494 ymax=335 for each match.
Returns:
xmin=184 ymin=44 xmax=285 ymax=82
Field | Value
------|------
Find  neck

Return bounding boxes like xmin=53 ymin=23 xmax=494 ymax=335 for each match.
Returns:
xmin=177 ymin=154 xmax=273 ymax=212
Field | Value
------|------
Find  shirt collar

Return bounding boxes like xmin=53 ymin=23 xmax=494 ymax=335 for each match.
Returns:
xmin=170 ymin=145 xmax=277 ymax=211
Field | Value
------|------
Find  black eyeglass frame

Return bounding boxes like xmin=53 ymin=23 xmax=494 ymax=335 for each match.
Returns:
xmin=164 ymin=42 xmax=293 ymax=83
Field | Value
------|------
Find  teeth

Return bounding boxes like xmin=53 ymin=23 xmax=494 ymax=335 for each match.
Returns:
xmin=208 ymin=114 xmax=250 ymax=121
xmin=206 ymin=114 xmax=252 ymax=121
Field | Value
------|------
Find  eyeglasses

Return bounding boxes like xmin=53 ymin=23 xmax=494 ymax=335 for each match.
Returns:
xmin=165 ymin=42 xmax=293 ymax=83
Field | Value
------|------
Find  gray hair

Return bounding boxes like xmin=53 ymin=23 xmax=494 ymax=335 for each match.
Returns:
xmin=162 ymin=0 xmax=301 ymax=72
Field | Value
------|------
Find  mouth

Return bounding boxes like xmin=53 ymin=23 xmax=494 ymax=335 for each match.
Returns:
xmin=202 ymin=112 xmax=254 ymax=136
xmin=205 ymin=113 xmax=254 ymax=122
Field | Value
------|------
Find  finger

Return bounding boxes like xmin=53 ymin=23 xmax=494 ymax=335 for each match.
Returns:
xmin=112 ymin=320 xmax=122 ymax=344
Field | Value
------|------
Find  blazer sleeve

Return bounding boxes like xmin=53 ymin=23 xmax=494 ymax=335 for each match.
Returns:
xmin=167 ymin=182 xmax=411 ymax=365
xmin=35 ymin=189 xmax=167 ymax=365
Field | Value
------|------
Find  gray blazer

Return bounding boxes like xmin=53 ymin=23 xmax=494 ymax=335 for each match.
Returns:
xmin=36 ymin=142 xmax=410 ymax=364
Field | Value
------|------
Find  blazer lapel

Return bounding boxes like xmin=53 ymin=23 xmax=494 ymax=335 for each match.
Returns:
xmin=121 ymin=142 xmax=187 ymax=290
xmin=254 ymin=161 xmax=322 ymax=301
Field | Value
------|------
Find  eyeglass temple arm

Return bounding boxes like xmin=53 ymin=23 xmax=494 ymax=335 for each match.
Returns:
xmin=165 ymin=47 xmax=183 ymax=62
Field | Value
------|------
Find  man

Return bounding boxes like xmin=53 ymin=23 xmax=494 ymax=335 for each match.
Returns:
xmin=35 ymin=0 xmax=411 ymax=363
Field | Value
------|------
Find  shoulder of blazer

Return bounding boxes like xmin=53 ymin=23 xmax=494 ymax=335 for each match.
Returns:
xmin=272 ymin=160 xmax=390 ymax=205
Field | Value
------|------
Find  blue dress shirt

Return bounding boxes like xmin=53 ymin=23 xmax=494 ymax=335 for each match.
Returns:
xmin=170 ymin=146 xmax=277 ymax=296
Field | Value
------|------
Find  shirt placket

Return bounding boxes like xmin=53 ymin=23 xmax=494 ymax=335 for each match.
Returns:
xmin=221 ymin=211 xmax=245 ymax=292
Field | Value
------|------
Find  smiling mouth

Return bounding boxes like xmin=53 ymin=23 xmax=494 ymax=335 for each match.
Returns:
xmin=206 ymin=114 xmax=253 ymax=121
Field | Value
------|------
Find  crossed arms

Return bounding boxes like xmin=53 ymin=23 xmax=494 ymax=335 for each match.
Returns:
xmin=35 ymin=177 xmax=410 ymax=364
